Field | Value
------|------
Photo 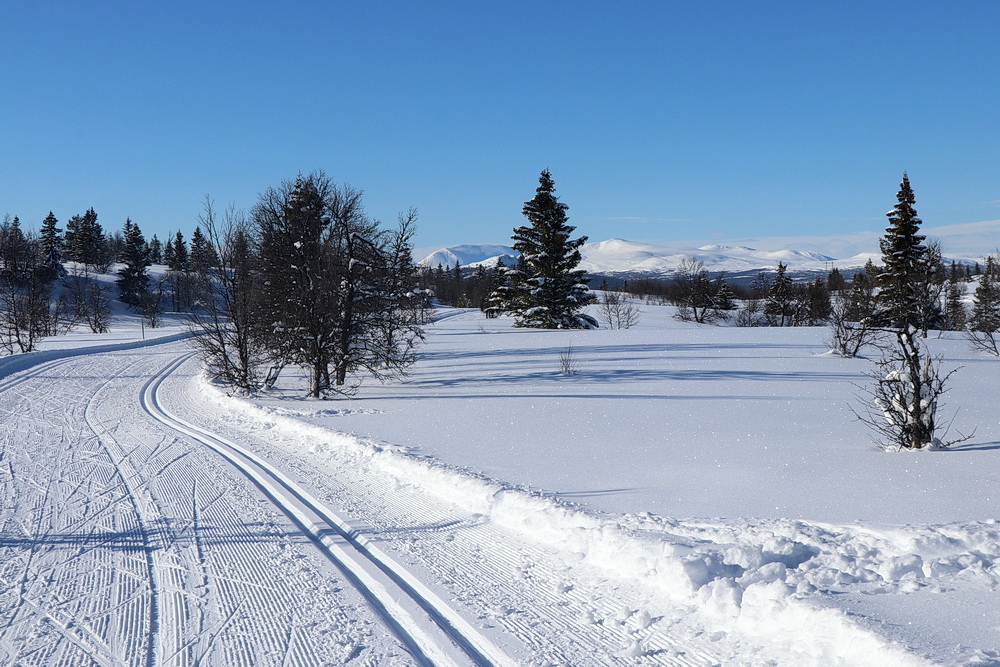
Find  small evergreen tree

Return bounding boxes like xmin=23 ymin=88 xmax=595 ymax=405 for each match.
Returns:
xmin=147 ymin=234 xmax=163 ymax=264
xmin=498 ymin=169 xmax=596 ymax=329
xmin=806 ymin=277 xmax=832 ymax=325
xmin=1 ymin=216 xmax=31 ymax=276
xmin=827 ymin=267 xmax=847 ymax=293
xmin=715 ymin=278 xmax=737 ymax=311
xmin=944 ymin=270 xmax=967 ymax=331
xmin=163 ymin=232 xmax=176 ymax=268
xmin=483 ymin=259 xmax=513 ymax=318
xmin=764 ymin=262 xmax=795 ymax=326
xmin=66 ymin=208 xmax=106 ymax=271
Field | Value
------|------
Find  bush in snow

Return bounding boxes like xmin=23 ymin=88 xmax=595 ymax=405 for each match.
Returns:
xmin=826 ymin=295 xmax=884 ymax=357
xmin=598 ymin=291 xmax=640 ymax=329
xmin=853 ymin=326 xmax=970 ymax=450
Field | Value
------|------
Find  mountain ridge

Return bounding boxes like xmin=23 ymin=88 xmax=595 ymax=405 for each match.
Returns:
xmin=416 ymin=219 xmax=1000 ymax=277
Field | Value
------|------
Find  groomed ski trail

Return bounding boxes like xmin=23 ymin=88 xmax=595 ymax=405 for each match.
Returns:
xmin=141 ymin=352 xmax=515 ymax=667
xmin=0 ymin=344 xmax=421 ymax=665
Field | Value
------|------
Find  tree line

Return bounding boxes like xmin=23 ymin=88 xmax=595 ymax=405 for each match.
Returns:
xmin=0 ymin=171 xmax=424 ymax=400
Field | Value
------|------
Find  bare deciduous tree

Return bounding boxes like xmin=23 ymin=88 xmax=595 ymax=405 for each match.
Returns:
xmin=186 ymin=198 xmax=269 ymax=395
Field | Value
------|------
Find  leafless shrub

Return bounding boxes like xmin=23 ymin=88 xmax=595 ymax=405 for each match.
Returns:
xmin=827 ymin=297 xmax=884 ymax=357
xmin=558 ymin=345 xmax=578 ymax=375
xmin=852 ymin=327 xmax=972 ymax=450
xmin=598 ymin=291 xmax=640 ymax=329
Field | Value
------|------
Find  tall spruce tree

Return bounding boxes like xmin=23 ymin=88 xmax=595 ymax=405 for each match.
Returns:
xmin=168 ymin=231 xmax=189 ymax=272
xmin=116 ymin=218 xmax=151 ymax=306
xmin=876 ymin=173 xmax=932 ymax=330
xmin=38 ymin=211 xmax=64 ymax=279
xmin=968 ymin=255 xmax=1000 ymax=354
xmin=500 ymin=169 xmax=596 ymax=328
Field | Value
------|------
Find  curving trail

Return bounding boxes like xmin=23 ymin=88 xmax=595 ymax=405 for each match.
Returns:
xmin=141 ymin=352 xmax=513 ymax=667
xmin=0 ymin=339 xmax=731 ymax=666
xmin=0 ymin=344 xmax=419 ymax=666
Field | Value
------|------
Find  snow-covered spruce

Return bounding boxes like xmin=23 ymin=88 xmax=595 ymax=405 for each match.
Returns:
xmin=488 ymin=169 xmax=597 ymax=329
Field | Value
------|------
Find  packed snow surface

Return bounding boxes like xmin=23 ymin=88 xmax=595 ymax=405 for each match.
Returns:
xmin=2 ymin=300 xmax=999 ymax=665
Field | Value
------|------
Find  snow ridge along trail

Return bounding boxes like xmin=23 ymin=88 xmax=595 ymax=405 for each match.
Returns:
xmin=142 ymin=353 xmax=515 ymax=667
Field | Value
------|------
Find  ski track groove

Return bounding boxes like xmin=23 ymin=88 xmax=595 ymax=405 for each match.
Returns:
xmin=143 ymin=352 xmax=516 ymax=667
xmin=0 ymin=348 xmax=389 ymax=666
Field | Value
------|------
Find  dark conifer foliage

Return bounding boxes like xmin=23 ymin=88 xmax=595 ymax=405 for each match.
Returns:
xmin=494 ymin=169 xmax=596 ymax=328
xmin=764 ymin=262 xmax=794 ymax=326
xmin=147 ymin=234 xmax=163 ymax=264
xmin=38 ymin=211 xmax=64 ymax=279
xmin=876 ymin=173 xmax=932 ymax=330
xmin=189 ymin=226 xmax=218 ymax=273
xmin=168 ymin=231 xmax=189 ymax=272
xmin=115 ymin=218 xmax=151 ymax=306
xmin=65 ymin=208 xmax=108 ymax=271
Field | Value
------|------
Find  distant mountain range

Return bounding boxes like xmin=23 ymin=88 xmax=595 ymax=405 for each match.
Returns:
xmin=417 ymin=219 xmax=1000 ymax=279
xmin=418 ymin=239 xmax=866 ymax=277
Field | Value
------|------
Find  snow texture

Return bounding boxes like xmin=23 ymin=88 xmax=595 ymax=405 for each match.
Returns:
xmin=1 ymin=294 xmax=998 ymax=665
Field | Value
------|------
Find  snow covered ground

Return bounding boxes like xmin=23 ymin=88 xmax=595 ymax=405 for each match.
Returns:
xmin=1 ymin=297 xmax=999 ymax=665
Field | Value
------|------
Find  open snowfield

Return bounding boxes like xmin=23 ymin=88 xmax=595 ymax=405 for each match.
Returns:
xmin=1 ymin=298 xmax=999 ymax=665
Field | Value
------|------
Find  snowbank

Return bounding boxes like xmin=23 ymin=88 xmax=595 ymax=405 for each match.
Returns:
xmin=194 ymin=373 xmax=970 ymax=665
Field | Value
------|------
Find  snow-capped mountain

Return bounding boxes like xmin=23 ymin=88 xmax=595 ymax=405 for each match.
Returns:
xmin=416 ymin=218 xmax=1000 ymax=277
xmin=579 ymin=238 xmax=840 ymax=275
xmin=417 ymin=244 xmax=518 ymax=269
xmin=417 ymin=239 xmax=850 ymax=276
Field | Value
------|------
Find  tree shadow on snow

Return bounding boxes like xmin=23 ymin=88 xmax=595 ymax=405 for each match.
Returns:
xmin=942 ymin=440 xmax=1000 ymax=452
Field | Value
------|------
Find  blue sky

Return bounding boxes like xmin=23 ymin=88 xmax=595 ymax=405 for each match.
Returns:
xmin=2 ymin=1 xmax=999 ymax=254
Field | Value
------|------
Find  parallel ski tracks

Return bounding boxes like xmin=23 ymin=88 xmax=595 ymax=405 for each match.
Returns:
xmin=142 ymin=353 xmax=515 ymax=667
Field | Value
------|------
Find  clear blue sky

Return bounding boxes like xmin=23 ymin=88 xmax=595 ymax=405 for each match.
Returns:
xmin=3 ymin=1 xmax=999 ymax=252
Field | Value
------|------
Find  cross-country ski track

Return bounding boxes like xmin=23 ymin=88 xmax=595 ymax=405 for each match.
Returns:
xmin=0 ymin=339 xmax=737 ymax=666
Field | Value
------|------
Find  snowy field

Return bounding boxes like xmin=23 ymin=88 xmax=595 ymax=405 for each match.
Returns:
xmin=1 ymin=297 xmax=999 ymax=665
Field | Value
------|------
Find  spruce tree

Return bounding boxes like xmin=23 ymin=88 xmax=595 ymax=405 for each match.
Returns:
xmin=66 ymin=208 xmax=105 ymax=270
xmin=147 ymin=234 xmax=163 ymax=264
xmin=969 ymin=256 xmax=1000 ymax=335
xmin=1 ymin=216 xmax=30 ymax=275
xmin=806 ymin=277 xmax=832 ymax=324
xmin=38 ymin=211 xmax=64 ymax=279
xmin=189 ymin=226 xmax=218 ymax=273
xmin=944 ymin=270 xmax=967 ymax=331
xmin=116 ymin=218 xmax=151 ymax=306
xmin=715 ymin=278 xmax=737 ymax=311
xmin=169 ymin=231 xmax=189 ymax=272
xmin=163 ymin=232 xmax=176 ymax=268
xmin=876 ymin=173 xmax=931 ymax=330
xmin=764 ymin=262 xmax=794 ymax=326
xmin=503 ymin=169 xmax=596 ymax=329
